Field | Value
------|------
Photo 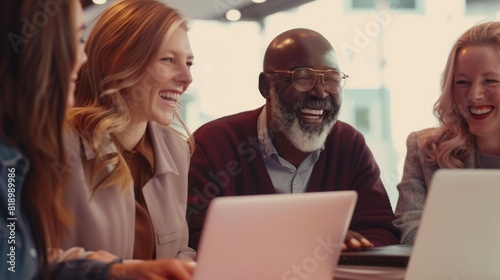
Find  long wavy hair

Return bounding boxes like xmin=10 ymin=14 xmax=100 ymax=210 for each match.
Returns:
xmin=419 ymin=21 xmax=500 ymax=168
xmin=67 ymin=0 xmax=194 ymax=191
xmin=0 ymin=0 xmax=77 ymax=278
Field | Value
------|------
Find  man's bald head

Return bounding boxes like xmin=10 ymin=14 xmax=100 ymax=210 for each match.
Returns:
xmin=263 ymin=28 xmax=339 ymax=72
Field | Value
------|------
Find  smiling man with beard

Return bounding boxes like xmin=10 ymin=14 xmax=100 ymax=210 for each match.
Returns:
xmin=187 ymin=28 xmax=399 ymax=251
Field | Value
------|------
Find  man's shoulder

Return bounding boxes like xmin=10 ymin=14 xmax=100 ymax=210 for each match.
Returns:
xmin=194 ymin=108 xmax=261 ymax=138
xmin=327 ymin=120 xmax=365 ymax=141
xmin=322 ymin=121 xmax=372 ymax=156
xmin=332 ymin=120 xmax=357 ymax=132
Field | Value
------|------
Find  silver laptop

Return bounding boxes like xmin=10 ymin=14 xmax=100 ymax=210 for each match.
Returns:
xmin=405 ymin=169 xmax=500 ymax=280
xmin=192 ymin=191 xmax=357 ymax=280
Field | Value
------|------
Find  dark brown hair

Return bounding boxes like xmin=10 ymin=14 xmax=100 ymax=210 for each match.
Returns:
xmin=0 ymin=0 xmax=77 ymax=277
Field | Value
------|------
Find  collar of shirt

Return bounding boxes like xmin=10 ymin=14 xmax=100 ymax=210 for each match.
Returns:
xmin=118 ymin=130 xmax=155 ymax=173
xmin=256 ymin=107 xmax=323 ymax=193
xmin=79 ymin=122 xmax=179 ymax=176
xmin=257 ymin=107 xmax=278 ymax=160
xmin=0 ymin=139 xmax=29 ymax=172
xmin=257 ymin=107 xmax=324 ymax=161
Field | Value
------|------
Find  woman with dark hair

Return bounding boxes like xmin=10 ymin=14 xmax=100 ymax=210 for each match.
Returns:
xmin=0 ymin=0 xmax=195 ymax=279
xmin=0 ymin=0 xmax=91 ymax=278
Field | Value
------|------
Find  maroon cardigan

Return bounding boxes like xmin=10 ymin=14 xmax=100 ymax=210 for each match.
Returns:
xmin=187 ymin=107 xmax=399 ymax=250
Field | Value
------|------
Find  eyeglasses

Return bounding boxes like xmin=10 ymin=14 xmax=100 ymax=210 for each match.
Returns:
xmin=266 ymin=68 xmax=349 ymax=94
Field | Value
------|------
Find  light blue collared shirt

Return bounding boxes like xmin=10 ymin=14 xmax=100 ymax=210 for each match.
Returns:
xmin=257 ymin=108 xmax=322 ymax=193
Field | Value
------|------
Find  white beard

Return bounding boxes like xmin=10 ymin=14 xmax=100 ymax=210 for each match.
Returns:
xmin=269 ymin=87 xmax=337 ymax=152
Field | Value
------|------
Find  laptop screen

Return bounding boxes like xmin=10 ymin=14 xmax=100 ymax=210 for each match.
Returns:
xmin=405 ymin=169 xmax=500 ymax=280
xmin=193 ymin=191 xmax=357 ymax=280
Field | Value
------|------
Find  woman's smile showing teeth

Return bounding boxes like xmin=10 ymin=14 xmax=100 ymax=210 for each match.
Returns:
xmin=159 ymin=91 xmax=180 ymax=106
xmin=469 ymin=105 xmax=494 ymax=120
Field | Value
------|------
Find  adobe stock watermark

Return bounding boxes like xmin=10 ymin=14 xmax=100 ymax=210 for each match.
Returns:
xmin=7 ymin=0 xmax=72 ymax=54
xmin=51 ymin=129 xmax=96 ymax=183
xmin=126 ymin=63 xmax=173 ymax=109
xmin=49 ymin=61 xmax=188 ymax=183
xmin=281 ymin=235 xmax=342 ymax=280
xmin=5 ymin=168 xmax=17 ymax=273
xmin=186 ymin=133 xmax=260 ymax=219
xmin=186 ymin=115 xmax=325 ymax=222
xmin=186 ymin=119 xmax=286 ymax=220
xmin=339 ymin=0 xmax=403 ymax=60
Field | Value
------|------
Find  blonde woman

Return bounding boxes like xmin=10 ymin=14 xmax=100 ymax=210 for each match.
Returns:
xmin=61 ymin=0 xmax=196 ymax=261
xmin=394 ymin=21 xmax=500 ymax=244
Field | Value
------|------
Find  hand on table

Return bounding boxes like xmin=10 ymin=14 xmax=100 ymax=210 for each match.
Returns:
xmin=87 ymin=250 xmax=120 ymax=263
xmin=342 ymin=230 xmax=374 ymax=251
xmin=109 ymin=258 xmax=197 ymax=280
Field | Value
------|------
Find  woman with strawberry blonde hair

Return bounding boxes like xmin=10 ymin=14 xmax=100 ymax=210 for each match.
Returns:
xmin=62 ymin=0 xmax=196 ymax=261
xmin=394 ymin=21 xmax=500 ymax=245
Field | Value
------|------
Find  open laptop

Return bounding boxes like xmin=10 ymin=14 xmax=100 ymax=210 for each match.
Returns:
xmin=405 ymin=169 xmax=500 ymax=279
xmin=192 ymin=191 xmax=357 ymax=280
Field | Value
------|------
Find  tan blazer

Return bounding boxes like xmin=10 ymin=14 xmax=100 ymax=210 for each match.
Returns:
xmin=60 ymin=121 xmax=195 ymax=260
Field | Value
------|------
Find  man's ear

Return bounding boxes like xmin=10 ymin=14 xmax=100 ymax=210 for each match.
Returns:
xmin=259 ymin=72 xmax=270 ymax=100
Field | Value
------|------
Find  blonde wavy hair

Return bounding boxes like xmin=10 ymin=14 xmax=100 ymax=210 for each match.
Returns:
xmin=419 ymin=21 xmax=500 ymax=168
xmin=67 ymin=0 xmax=194 ymax=190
